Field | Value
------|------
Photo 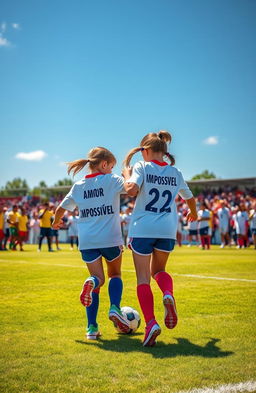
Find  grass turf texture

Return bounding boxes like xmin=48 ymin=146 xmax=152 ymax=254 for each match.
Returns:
xmin=0 ymin=245 xmax=255 ymax=393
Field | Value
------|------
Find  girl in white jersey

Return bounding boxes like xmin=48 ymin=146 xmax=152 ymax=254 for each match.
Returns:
xmin=52 ymin=147 xmax=130 ymax=340
xmin=122 ymin=131 xmax=197 ymax=347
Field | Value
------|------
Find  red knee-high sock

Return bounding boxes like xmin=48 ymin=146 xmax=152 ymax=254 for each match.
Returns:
xmin=154 ymin=271 xmax=173 ymax=296
xmin=137 ymin=284 xmax=155 ymax=324
xmin=201 ymin=236 xmax=205 ymax=248
xmin=238 ymin=237 xmax=243 ymax=247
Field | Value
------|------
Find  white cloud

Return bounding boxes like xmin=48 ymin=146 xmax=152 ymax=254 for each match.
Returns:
xmin=0 ymin=35 xmax=11 ymax=47
xmin=15 ymin=150 xmax=47 ymax=161
xmin=203 ymin=136 xmax=219 ymax=145
xmin=12 ymin=23 xmax=20 ymax=30
xmin=1 ymin=22 xmax=6 ymax=32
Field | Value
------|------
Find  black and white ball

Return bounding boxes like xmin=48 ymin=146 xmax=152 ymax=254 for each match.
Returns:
xmin=116 ymin=306 xmax=141 ymax=334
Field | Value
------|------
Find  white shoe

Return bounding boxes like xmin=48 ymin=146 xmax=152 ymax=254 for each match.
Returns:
xmin=37 ymin=249 xmax=41 ymax=252
xmin=220 ymin=244 xmax=224 ymax=248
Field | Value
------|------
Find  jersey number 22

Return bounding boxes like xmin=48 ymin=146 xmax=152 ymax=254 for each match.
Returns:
xmin=145 ymin=188 xmax=172 ymax=213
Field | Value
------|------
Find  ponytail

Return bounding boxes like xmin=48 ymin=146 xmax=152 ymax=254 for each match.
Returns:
xmin=67 ymin=159 xmax=90 ymax=176
xmin=157 ymin=130 xmax=172 ymax=143
xmin=123 ymin=147 xmax=142 ymax=167
xmin=164 ymin=152 xmax=175 ymax=166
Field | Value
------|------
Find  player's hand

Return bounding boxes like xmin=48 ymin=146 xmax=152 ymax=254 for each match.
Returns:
xmin=186 ymin=210 xmax=198 ymax=222
xmin=122 ymin=167 xmax=133 ymax=179
xmin=52 ymin=219 xmax=63 ymax=229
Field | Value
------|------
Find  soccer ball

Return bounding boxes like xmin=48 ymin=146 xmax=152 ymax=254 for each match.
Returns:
xmin=116 ymin=306 xmax=141 ymax=334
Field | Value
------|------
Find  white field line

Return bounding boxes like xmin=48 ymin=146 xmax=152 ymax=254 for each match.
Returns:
xmin=177 ymin=380 xmax=256 ymax=393
xmin=0 ymin=259 xmax=255 ymax=283
xmin=173 ymin=273 xmax=256 ymax=283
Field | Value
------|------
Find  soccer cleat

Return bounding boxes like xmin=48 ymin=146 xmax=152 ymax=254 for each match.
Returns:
xmin=143 ymin=320 xmax=161 ymax=347
xmin=109 ymin=305 xmax=131 ymax=334
xmin=163 ymin=294 xmax=178 ymax=329
xmin=80 ymin=279 xmax=95 ymax=307
xmin=86 ymin=324 xmax=101 ymax=340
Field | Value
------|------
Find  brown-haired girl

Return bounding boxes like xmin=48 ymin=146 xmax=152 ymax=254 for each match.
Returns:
xmin=52 ymin=147 xmax=130 ymax=340
xmin=122 ymin=131 xmax=197 ymax=347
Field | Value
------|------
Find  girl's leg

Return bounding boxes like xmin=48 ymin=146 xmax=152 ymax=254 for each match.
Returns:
xmin=151 ymin=249 xmax=172 ymax=294
xmin=151 ymin=249 xmax=177 ymax=329
xmin=80 ymin=257 xmax=105 ymax=307
xmin=106 ymin=254 xmax=122 ymax=309
xmin=70 ymin=236 xmax=74 ymax=249
xmin=82 ymin=258 xmax=105 ymax=338
xmin=106 ymin=254 xmax=131 ymax=333
xmin=132 ymin=252 xmax=155 ymax=324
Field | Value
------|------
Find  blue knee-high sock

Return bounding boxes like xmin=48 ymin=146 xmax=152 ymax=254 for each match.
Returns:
xmin=108 ymin=277 xmax=123 ymax=309
xmin=86 ymin=290 xmax=99 ymax=328
xmin=88 ymin=276 xmax=100 ymax=289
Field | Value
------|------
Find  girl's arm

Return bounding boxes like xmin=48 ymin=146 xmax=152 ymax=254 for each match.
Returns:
xmin=52 ymin=206 xmax=66 ymax=229
xmin=185 ymin=198 xmax=198 ymax=221
xmin=122 ymin=167 xmax=139 ymax=197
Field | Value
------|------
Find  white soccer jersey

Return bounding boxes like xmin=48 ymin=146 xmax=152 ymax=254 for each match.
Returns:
xmin=60 ymin=173 xmax=124 ymax=250
xmin=122 ymin=213 xmax=132 ymax=233
xmin=233 ymin=211 xmax=248 ymax=235
xmin=188 ymin=220 xmax=198 ymax=231
xmin=67 ymin=215 xmax=79 ymax=237
xmin=197 ymin=209 xmax=210 ymax=229
xmin=217 ymin=207 xmax=230 ymax=232
xmin=127 ymin=160 xmax=193 ymax=239
xmin=250 ymin=210 xmax=256 ymax=229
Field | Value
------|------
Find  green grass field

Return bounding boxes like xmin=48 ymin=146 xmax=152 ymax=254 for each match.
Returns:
xmin=0 ymin=245 xmax=255 ymax=393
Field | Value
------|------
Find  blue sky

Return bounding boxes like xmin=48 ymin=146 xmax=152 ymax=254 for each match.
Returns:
xmin=0 ymin=0 xmax=255 ymax=188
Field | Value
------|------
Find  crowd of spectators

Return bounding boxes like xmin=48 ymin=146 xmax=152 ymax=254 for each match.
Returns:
xmin=0 ymin=187 xmax=255 ymax=252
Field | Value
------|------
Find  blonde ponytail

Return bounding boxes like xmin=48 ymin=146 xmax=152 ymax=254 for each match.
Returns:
xmin=67 ymin=159 xmax=90 ymax=176
xmin=67 ymin=147 xmax=116 ymax=177
xmin=157 ymin=130 xmax=172 ymax=143
xmin=123 ymin=147 xmax=142 ymax=167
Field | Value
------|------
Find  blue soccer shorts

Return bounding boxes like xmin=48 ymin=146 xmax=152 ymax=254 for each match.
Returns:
xmin=80 ymin=246 xmax=122 ymax=263
xmin=129 ymin=237 xmax=175 ymax=256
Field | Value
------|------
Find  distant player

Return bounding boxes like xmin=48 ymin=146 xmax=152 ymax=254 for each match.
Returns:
xmin=52 ymin=147 xmax=130 ymax=340
xmin=233 ymin=203 xmax=249 ymax=248
xmin=16 ymin=207 xmax=29 ymax=251
xmin=67 ymin=210 xmax=79 ymax=250
xmin=123 ymin=130 xmax=197 ymax=346
xmin=217 ymin=200 xmax=231 ymax=248
xmin=38 ymin=202 xmax=54 ymax=252
xmin=187 ymin=219 xmax=199 ymax=246
xmin=197 ymin=202 xmax=211 ymax=250
xmin=7 ymin=205 xmax=19 ymax=250
xmin=51 ymin=206 xmax=61 ymax=251
xmin=121 ymin=205 xmax=133 ymax=247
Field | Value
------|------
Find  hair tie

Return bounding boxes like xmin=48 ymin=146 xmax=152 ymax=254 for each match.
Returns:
xmin=140 ymin=148 xmax=145 ymax=151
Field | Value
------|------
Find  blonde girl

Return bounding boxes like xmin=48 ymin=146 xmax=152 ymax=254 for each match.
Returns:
xmin=52 ymin=147 xmax=130 ymax=340
xmin=122 ymin=131 xmax=197 ymax=347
